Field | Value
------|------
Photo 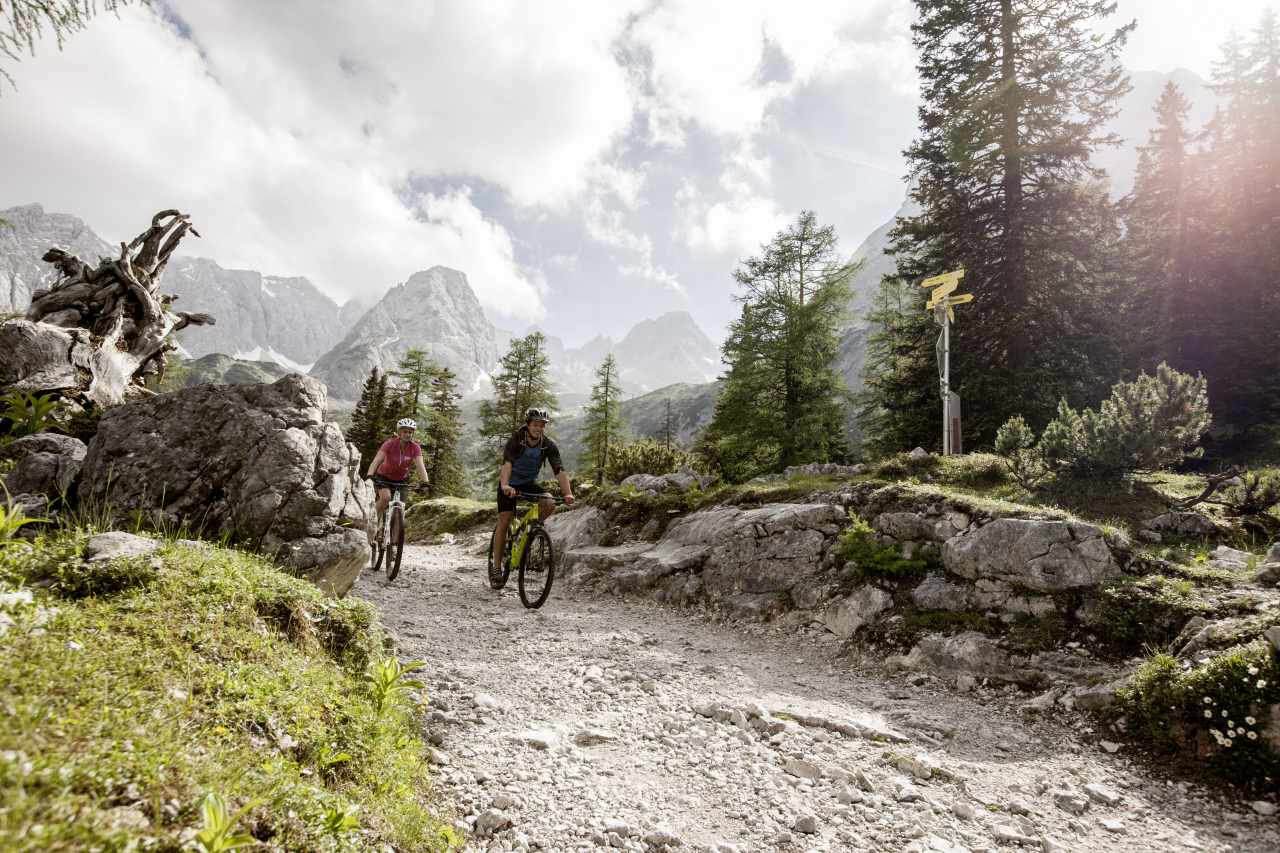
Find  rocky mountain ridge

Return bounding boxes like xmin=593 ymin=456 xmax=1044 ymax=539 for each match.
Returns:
xmin=0 ymin=203 xmax=360 ymax=369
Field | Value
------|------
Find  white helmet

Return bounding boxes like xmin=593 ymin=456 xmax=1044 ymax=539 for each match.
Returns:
xmin=396 ymin=417 xmax=417 ymax=430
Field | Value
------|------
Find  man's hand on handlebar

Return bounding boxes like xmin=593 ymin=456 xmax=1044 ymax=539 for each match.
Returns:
xmin=502 ymin=484 xmax=517 ymax=498
xmin=564 ymin=493 xmax=576 ymax=506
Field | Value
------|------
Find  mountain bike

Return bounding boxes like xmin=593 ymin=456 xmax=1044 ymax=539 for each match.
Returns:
xmin=488 ymin=491 xmax=563 ymax=609
xmin=370 ymin=478 xmax=424 ymax=582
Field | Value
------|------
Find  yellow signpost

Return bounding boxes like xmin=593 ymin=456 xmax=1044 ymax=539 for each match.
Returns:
xmin=920 ymin=269 xmax=972 ymax=455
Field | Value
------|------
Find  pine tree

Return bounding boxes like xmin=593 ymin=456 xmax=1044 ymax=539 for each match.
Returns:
xmin=699 ymin=211 xmax=852 ymax=480
xmin=1123 ymin=82 xmax=1196 ymax=370
xmin=662 ymin=398 xmax=674 ymax=451
xmin=867 ymin=0 xmax=1133 ymax=451
xmin=347 ymin=368 xmax=389 ymax=469
xmin=477 ymin=332 xmax=557 ymax=461
xmin=424 ymin=366 xmax=466 ymax=496
xmin=857 ymin=277 xmax=939 ymax=458
xmin=391 ymin=348 xmax=435 ymax=418
xmin=583 ymin=354 xmax=627 ymax=483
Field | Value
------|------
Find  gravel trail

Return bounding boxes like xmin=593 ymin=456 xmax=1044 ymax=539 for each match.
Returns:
xmin=353 ymin=540 xmax=1279 ymax=853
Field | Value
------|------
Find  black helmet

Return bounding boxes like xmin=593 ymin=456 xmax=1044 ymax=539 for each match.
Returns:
xmin=524 ymin=407 xmax=550 ymax=423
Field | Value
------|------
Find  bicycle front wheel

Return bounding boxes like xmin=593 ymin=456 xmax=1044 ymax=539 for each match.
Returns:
xmin=387 ymin=506 xmax=406 ymax=581
xmin=517 ymin=526 xmax=555 ymax=609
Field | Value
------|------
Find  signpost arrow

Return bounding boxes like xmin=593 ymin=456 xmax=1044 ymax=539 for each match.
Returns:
xmin=920 ymin=269 xmax=969 ymax=457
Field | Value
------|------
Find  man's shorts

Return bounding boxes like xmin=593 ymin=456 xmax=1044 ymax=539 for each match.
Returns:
xmin=497 ymin=482 xmax=548 ymax=514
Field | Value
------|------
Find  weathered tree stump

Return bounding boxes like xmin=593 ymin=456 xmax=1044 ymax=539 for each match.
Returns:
xmin=13 ymin=209 xmax=215 ymax=407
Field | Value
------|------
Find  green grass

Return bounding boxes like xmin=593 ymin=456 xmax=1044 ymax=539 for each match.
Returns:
xmin=834 ymin=515 xmax=933 ymax=587
xmin=1116 ymin=642 xmax=1280 ymax=789
xmin=1087 ymin=574 xmax=1217 ymax=654
xmin=404 ymin=496 xmax=495 ymax=542
xmin=0 ymin=535 xmax=461 ymax=852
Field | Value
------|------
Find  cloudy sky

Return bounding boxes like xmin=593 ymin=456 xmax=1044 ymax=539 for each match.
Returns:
xmin=0 ymin=0 xmax=1272 ymax=346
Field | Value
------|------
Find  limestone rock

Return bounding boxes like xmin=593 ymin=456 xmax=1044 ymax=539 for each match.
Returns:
xmin=544 ymin=506 xmax=608 ymax=564
xmin=0 ymin=320 xmax=96 ymax=394
xmin=78 ymin=375 xmax=371 ymax=595
xmin=1142 ymin=511 xmax=1222 ymax=538
xmin=85 ymin=531 xmax=160 ymax=563
xmin=2 ymin=432 xmax=86 ymax=499
xmin=894 ymin=632 xmax=1046 ymax=688
xmin=822 ymin=585 xmax=892 ymax=638
xmin=943 ymin=518 xmax=1123 ymax=592
xmin=911 ymin=573 xmax=972 ymax=611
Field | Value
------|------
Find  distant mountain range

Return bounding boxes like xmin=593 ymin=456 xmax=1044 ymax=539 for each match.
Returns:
xmin=0 ymin=203 xmax=723 ymax=406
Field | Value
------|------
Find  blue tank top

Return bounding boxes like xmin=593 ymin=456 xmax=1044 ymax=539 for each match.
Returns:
xmin=510 ymin=443 xmax=544 ymax=485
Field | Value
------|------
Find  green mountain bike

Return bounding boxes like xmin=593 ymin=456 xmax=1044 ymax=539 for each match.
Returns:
xmin=488 ymin=491 xmax=563 ymax=609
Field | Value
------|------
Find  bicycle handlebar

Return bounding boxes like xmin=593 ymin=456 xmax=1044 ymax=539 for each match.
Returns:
xmin=513 ymin=491 xmax=566 ymax=504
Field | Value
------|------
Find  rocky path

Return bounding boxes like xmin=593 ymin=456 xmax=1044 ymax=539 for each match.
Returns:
xmin=352 ymin=540 xmax=1279 ymax=853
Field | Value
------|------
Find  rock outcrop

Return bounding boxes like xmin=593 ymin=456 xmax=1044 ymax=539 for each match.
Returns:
xmin=560 ymin=503 xmax=846 ymax=615
xmin=0 ymin=319 xmax=96 ymax=395
xmin=2 ymin=432 xmax=86 ymax=501
xmin=942 ymin=519 xmax=1124 ymax=592
xmin=78 ymin=375 xmax=372 ymax=595
xmin=310 ymin=267 xmax=499 ymax=402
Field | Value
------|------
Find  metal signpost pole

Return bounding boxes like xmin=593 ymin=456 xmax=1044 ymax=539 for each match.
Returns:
xmin=921 ymin=269 xmax=970 ymax=456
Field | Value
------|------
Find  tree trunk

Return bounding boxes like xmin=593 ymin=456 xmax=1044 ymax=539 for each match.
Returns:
xmin=15 ymin=209 xmax=214 ymax=407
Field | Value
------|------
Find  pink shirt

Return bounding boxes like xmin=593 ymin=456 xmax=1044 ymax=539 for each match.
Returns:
xmin=376 ymin=437 xmax=421 ymax=481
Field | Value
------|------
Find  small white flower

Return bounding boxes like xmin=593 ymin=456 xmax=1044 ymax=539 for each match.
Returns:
xmin=1248 ymin=666 xmax=1260 ymax=676
xmin=1205 ymin=710 xmax=1213 ymax=718
xmin=1204 ymin=697 xmax=1213 ymax=704
xmin=1228 ymin=720 xmax=1235 ymax=727
xmin=1228 ymin=729 xmax=1236 ymax=737
xmin=1248 ymin=731 xmax=1258 ymax=740
xmin=1260 ymin=680 xmax=1269 ymax=689
xmin=1247 ymin=716 xmax=1257 ymax=725
xmin=1223 ymin=738 xmax=1233 ymax=747
xmin=1222 ymin=710 xmax=1229 ymax=718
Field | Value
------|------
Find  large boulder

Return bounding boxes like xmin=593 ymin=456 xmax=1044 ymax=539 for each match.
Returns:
xmin=943 ymin=519 xmax=1123 ymax=593
xmin=560 ymin=502 xmax=846 ymax=612
xmin=0 ymin=320 xmax=95 ymax=393
xmin=822 ymin=585 xmax=893 ymax=638
xmin=892 ymin=632 xmax=1047 ymax=688
xmin=619 ymin=467 xmax=716 ymax=495
xmin=79 ymin=375 xmax=372 ymax=595
xmin=2 ymin=432 xmax=86 ymax=499
xmin=543 ymin=506 xmax=608 ymax=562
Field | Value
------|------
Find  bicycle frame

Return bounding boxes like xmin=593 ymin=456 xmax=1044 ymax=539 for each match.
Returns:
xmin=506 ymin=501 xmax=542 ymax=570
xmin=374 ymin=482 xmax=408 ymax=545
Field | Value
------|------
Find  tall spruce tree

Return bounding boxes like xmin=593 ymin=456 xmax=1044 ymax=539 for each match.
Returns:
xmin=699 ymin=211 xmax=852 ymax=481
xmin=477 ymin=332 xmax=557 ymax=460
xmin=864 ymin=0 xmax=1133 ymax=451
xmin=583 ymin=354 xmax=627 ymax=483
xmin=348 ymin=369 xmax=394 ymax=469
xmin=1123 ymin=82 xmax=1196 ymax=370
xmin=391 ymin=348 xmax=436 ymax=418
xmin=424 ymin=366 xmax=466 ymax=496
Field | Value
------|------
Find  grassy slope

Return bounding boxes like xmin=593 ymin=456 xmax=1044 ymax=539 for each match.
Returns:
xmin=0 ymin=535 xmax=460 ymax=852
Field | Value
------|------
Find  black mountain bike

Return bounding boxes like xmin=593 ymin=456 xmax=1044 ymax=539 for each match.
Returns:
xmin=370 ymin=478 xmax=423 ymax=581
xmin=488 ymin=491 xmax=563 ymax=609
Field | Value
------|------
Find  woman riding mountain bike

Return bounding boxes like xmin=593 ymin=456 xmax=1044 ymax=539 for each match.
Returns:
xmin=365 ymin=417 xmax=430 ymax=579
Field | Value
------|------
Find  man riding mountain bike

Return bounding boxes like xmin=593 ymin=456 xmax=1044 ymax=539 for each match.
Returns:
xmin=491 ymin=407 xmax=574 ymax=577
xmin=365 ymin=417 xmax=430 ymax=545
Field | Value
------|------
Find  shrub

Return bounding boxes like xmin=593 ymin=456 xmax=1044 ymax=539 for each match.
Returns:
xmin=873 ymin=451 xmax=940 ymax=481
xmin=939 ymin=452 xmax=1009 ymax=489
xmin=0 ymin=391 xmax=65 ymax=438
xmin=1221 ymin=471 xmax=1280 ymax=518
xmin=835 ymin=515 xmax=931 ymax=586
xmin=1116 ymin=641 xmax=1280 ymax=786
xmin=606 ymin=438 xmax=695 ymax=482
xmin=994 ymin=364 xmax=1210 ymax=485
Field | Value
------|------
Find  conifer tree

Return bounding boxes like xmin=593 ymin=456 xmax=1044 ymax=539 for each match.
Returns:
xmin=391 ymin=348 xmax=435 ymax=418
xmin=423 ymin=366 xmax=466 ymax=496
xmin=865 ymin=0 xmax=1132 ymax=451
xmin=582 ymin=354 xmax=627 ymax=483
xmin=699 ymin=211 xmax=852 ymax=480
xmin=477 ymin=332 xmax=557 ymax=461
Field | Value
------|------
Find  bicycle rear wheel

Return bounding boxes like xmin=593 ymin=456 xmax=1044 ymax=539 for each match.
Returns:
xmin=487 ymin=526 xmax=514 ymax=590
xmin=387 ymin=506 xmax=405 ymax=581
xmin=517 ymin=525 xmax=555 ymax=609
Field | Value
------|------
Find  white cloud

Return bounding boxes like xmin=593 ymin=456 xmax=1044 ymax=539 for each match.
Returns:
xmin=583 ymin=196 xmax=684 ymax=294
